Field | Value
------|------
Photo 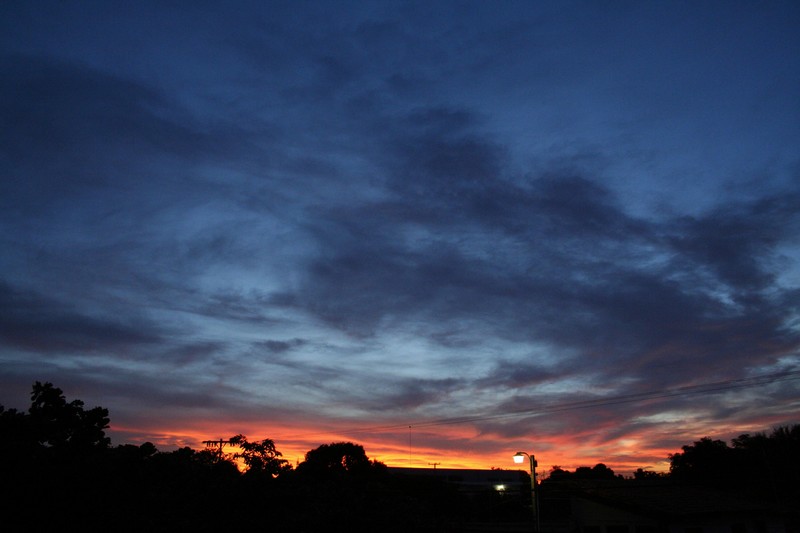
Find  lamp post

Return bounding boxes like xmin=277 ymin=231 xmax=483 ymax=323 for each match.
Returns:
xmin=513 ymin=451 xmax=539 ymax=533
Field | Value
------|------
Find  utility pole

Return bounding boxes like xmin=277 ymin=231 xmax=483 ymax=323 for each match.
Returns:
xmin=428 ymin=462 xmax=441 ymax=470
xmin=203 ymin=438 xmax=233 ymax=459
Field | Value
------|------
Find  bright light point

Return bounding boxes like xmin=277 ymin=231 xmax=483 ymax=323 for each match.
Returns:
xmin=513 ymin=453 xmax=525 ymax=464
xmin=494 ymin=484 xmax=506 ymax=492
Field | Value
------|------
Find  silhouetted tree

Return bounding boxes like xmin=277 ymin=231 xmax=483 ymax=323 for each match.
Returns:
xmin=633 ymin=467 xmax=667 ymax=480
xmin=0 ymin=404 xmax=32 ymax=455
xmin=0 ymin=382 xmax=113 ymax=529
xmin=1 ymin=381 xmax=110 ymax=458
xmin=667 ymin=426 xmax=800 ymax=503
xmin=546 ymin=463 xmax=618 ymax=480
xmin=729 ymin=425 xmax=800 ymax=502
xmin=589 ymin=463 xmax=617 ymax=479
xmin=284 ymin=442 xmax=407 ymax=530
xmin=29 ymin=381 xmax=110 ymax=450
xmin=297 ymin=441 xmax=386 ymax=479
xmin=229 ymin=434 xmax=291 ymax=478
xmin=669 ymin=436 xmax=735 ymax=486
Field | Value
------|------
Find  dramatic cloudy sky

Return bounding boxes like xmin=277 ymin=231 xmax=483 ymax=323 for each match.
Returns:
xmin=2 ymin=1 xmax=799 ymax=473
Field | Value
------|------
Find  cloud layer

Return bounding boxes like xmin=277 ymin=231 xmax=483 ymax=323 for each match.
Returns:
xmin=1 ymin=1 xmax=799 ymax=472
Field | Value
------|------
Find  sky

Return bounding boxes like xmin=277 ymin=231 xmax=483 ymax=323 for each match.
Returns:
xmin=1 ymin=0 xmax=799 ymax=475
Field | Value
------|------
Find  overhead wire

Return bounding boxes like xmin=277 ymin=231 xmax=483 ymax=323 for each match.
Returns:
xmin=276 ymin=368 xmax=800 ymax=441
xmin=408 ymin=368 xmax=800 ymax=429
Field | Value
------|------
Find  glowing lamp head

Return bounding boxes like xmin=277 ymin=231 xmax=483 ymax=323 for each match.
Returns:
xmin=513 ymin=452 xmax=526 ymax=464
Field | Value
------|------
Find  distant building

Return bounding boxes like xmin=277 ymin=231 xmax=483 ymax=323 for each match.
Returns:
xmin=388 ymin=466 xmax=530 ymax=497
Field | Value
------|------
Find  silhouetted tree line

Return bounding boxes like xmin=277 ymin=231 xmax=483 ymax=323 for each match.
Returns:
xmin=0 ymin=383 xmax=527 ymax=531
xmin=667 ymin=426 xmax=800 ymax=503
xmin=539 ymin=425 xmax=800 ymax=510
xmin=4 ymin=383 xmax=799 ymax=529
xmin=547 ymin=462 xmax=621 ymax=481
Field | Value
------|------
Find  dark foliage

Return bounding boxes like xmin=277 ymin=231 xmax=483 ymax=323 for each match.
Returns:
xmin=632 ymin=467 xmax=668 ymax=480
xmin=668 ymin=426 xmax=800 ymax=504
xmin=5 ymin=382 xmax=795 ymax=530
xmin=548 ymin=462 xmax=620 ymax=481
xmin=0 ymin=383 xmax=500 ymax=531
xmin=230 ymin=433 xmax=291 ymax=479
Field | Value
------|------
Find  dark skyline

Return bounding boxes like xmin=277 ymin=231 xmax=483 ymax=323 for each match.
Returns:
xmin=1 ymin=0 xmax=799 ymax=472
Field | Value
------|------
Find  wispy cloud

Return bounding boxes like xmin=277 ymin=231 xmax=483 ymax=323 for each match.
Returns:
xmin=1 ymin=1 xmax=798 ymax=474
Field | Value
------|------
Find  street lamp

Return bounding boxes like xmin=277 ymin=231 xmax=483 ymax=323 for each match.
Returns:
xmin=513 ymin=451 xmax=540 ymax=533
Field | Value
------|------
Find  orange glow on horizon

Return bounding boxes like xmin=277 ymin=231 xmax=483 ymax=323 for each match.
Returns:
xmin=108 ymin=420 xmax=681 ymax=476
xmin=109 ymin=406 xmax=800 ymax=476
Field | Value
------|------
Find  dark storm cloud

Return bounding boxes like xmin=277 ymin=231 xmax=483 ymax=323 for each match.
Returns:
xmin=0 ymin=56 xmax=214 ymax=202
xmin=477 ymin=360 xmax=800 ymax=445
xmin=0 ymin=281 xmax=163 ymax=353
xmin=475 ymin=390 xmax=679 ymax=443
xmin=0 ymin=54 xmax=292 ymax=328
xmin=255 ymin=338 xmax=307 ymax=355
xmin=0 ymin=53 xmax=281 ymax=226
xmin=164 ymin=341 xmax=229 ymax=365
xmin=378 ymin=377 xmax=463 ymax=411
xmin=279 ymin=101 xmax=800 ymax=398
xmin=668 ymin=192 xmax=800 ymax=291
xmin=246 ymin=333 xmax=464 ymax=415
xmin=341 ymin=376 xmax=465 ymax=414
xmin=477 ymin=360 xmax=573 ymax=390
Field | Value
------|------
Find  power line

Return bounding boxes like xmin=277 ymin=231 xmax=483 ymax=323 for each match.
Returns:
xmin=277 ymin=368 xmax=800 ymax=440
xmin=408 ymin=368 xmax=800 ymax=429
